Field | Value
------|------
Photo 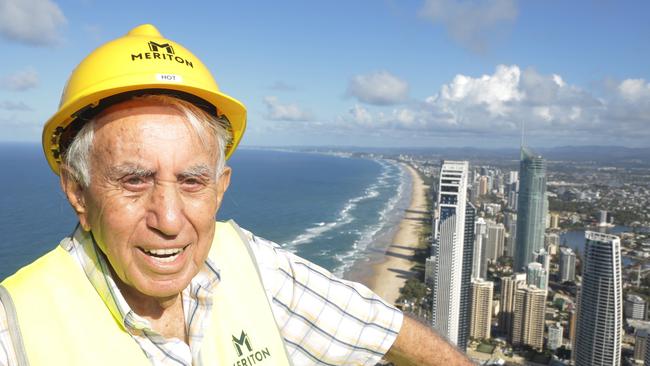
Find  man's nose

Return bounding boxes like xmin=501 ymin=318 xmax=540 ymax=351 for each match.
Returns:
xmin=147 ymin=183 xmax=184 ymax=236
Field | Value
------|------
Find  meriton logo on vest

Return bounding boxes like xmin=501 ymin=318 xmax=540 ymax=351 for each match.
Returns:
xmin=232 ymin=330 xmax=272 ymax=366
xmin=130 ymin=41 xmax=194 ymax=68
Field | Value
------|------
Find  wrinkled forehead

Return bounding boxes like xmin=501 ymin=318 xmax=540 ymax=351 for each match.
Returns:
xmin=97 ymin=98 xmax=185 ymax=123
xmin=95 ymin=99 xmax=217 ymax=147
xmin=90 ymin=99 xmax=219 ymax=164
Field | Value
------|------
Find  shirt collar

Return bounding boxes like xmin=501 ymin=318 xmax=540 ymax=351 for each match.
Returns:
xmin=60 ymin=225 xmax=221 ymax=333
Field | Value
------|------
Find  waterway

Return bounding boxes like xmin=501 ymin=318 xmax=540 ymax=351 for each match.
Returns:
xmin=559 ymin=226 xmax=650 ymax=267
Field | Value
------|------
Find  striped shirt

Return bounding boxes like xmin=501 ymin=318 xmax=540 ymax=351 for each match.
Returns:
xmin=0 ymin=224 xmax=402 ymax=365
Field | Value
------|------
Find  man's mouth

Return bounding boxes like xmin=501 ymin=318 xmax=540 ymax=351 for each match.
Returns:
xmin=138 ymin=245 xmax=189 ymax=263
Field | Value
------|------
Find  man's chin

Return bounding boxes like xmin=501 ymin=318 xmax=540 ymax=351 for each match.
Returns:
xmin=117 ymin=272 xmax=193 ymax=305
xmin=137 ymin=276 xmax=192 ymax=299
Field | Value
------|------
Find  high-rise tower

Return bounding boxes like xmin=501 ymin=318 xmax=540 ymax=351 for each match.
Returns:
xmin=574 ymin=231 xmax=623 ymax=366
xmin=559 ymin=247 xmax=576 ymax=283
xmin=469 ymin=279 xmax=493 ymax=341
xmin=499 ymin=273 xmax=527 ymax=338
xmin=547 ymin=322 xmax=564 ymax=350
xmin=511 ymin=284 xmax=546 ymax=350
xmin=472 ymin=218 xmax=488 ymax=279
xmin=430 ymin=161 xmax=470 ymax=347
xmin=514 ymin=147 xmax=547 ymax=271
xmin=457 ymin=202 xmax=476 ymax=349
xmin=526 ymin=262 xmax=548 ymax=290
xmin=485 ymin=222 xmax=505 ymax=261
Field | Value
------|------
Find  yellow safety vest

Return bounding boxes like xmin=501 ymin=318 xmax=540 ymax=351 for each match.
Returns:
xmin=0 ymin=221 xmax=292 ymax=366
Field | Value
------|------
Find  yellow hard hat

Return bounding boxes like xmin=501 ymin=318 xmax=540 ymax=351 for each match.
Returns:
xmin=42 ymin=24 xmax=246 ymax=175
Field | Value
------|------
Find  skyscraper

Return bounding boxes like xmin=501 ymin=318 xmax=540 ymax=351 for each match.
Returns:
xmin=430 ymin=161 xmax=470 ymax=347
xmin=559 ymin=247 xmax=576 ymax=283
xmin=511 ymin=284 xmax=546 ymax=350
xmin=469 ymin=279 xmax=493 ymax=341
xmin=526 ymin=262 xmax=548 ymax=290
xmin=533 ymin=248 xmax=550 ymax=270
xmin=507 ymin=170 xmax=519 ymax=185
xmin=574 ymin=231 xmax=623 ymax=366
xmin=547 ymin=322 xmax=564 ymax=350
xmin=531 ymin=248 xmax=550 ymax=289
xmin=514 ymin=147 xmax=547 ymax=272
xmin=569 ymin=308 xmax=577 ymax=357
xmin=478 ymin=175 xmax=489 ymax=196
xmin=506 ymin=171 xmax=519 ymax=211
xmin=645 ymin=332 xmax=650 ymax=366
xmin=504 ymin=212 xmax=517 ymax=257
xmin=634 ymin=329 xmax=648 ymax=363
xmin=472 ymin=217 xmax=487 ymax=279
xmin=499 ymin=273 xmax=527 ymax=338
xmin=485 ymin=222 xmax=505 ymax=261
xmin=545 ymin=232 xmax=559 ymax=255
xmin=599 ymin=210 xmax=608 ymax=227
xmin=457 ymin=202 xmax=476 ymax=349
xmin=624 ymin=294 xmax=646 ymax=320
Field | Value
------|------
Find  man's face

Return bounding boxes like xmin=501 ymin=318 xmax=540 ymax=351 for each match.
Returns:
xmin=72 ymin=100 xmax=230 ymax=299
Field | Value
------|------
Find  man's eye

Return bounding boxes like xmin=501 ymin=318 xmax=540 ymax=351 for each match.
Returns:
xmin=182 ymin=178 xmax=205 ymax=190
xmin=126 ymin=177 xmax=145 ymax=185
xmin=122 ymin=176 xmax=149 ymax=190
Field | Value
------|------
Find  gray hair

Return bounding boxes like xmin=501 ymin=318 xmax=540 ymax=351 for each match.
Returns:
xmin=63 ymin=94 xmax=232 ymax=187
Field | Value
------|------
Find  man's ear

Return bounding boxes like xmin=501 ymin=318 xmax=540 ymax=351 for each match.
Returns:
xmin=216 ymin=166 xmax=232 ymax=206
xmin=59 ymin=165 xmax=91 ymax=231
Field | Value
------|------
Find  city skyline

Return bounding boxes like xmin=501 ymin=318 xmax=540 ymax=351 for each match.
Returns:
xmin=396 ymin=152 xmax=646 ymax=364
xmin=0 ymin=1 xmax=649 ymax=148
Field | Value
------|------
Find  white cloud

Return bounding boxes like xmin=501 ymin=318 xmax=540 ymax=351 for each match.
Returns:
xmin=337 ymin=65 xmax=650 ymax=144
xmin=421 ymin=65 xmax=607 ymax=133
xmin=617 ymin=78 xmax=650 ymax=102
xmin=1 ymin=68 xmax=39 ymax=91
xmin=0 ymin=100 xmax=32 ymax=111
xmin=263 ymin=96 xmax=313 ymax=121
xmin=434 ymin=64 xmax=523 ymax=116
xmin=419 ymin=0 xmax=517 ymax=52
xmin=347 ymin=71 xmax=409 ymax=105
xmin=0 ymin=0 xmax=67 ymax=46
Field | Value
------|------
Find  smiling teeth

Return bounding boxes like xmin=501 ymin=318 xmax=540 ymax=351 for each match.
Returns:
xmin=142 ymin=247 xmax=186 ymax=263
xmin=144 ymin=248 xmax=183 ymax=256
xmin=153 ymin=253 xmax=180 ymax=263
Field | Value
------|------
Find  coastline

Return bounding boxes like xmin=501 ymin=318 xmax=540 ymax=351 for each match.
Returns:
xmin=346 ymin=163 xmax=429 ymax=305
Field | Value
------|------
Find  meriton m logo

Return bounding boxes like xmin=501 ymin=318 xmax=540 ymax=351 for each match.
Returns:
xmin=130 ymin=40 xmax=194 ymax=68
xmin=232 ymin=330 xmax=272 ymax=366
xmin=232 ymin=331 xmax=253 ymax=357
xmin=148 ymin=41 xmax=174 ymax=54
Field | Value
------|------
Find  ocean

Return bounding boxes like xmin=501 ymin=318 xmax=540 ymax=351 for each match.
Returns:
xmin=0 ymin=144 xmax=410 ymax=280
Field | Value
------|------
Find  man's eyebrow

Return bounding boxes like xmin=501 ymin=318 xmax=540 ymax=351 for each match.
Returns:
xmin=109 ymin=164 xmax=155 ymax=178
xmin=177 ymin=164 xmax=215 ymax=179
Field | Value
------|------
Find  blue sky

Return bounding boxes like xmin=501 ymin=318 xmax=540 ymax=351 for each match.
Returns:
xmin=1 ymin=0 xmax=649 ymax=148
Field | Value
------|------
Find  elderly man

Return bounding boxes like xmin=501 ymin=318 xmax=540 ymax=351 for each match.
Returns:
xmin=0 ymin=25 xmax=473 ymax=366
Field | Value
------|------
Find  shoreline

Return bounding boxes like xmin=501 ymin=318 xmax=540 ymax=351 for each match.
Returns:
xmin=346 ymin=162 xmax=429 ymax=305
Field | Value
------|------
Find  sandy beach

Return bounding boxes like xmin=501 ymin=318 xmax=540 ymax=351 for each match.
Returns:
xmin=364 ymin=163 xmax=430 ymax=305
